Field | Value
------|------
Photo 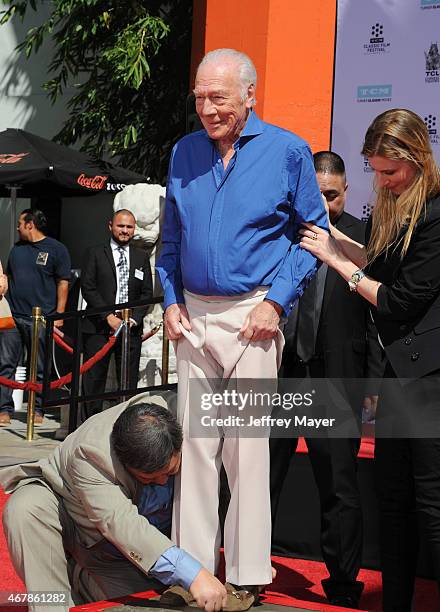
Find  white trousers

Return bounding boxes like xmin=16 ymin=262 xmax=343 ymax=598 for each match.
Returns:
xmin=171 ymin=288 xmax=284 ymax=586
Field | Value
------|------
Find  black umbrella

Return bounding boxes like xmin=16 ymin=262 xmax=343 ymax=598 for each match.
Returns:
xmin=0 ymin=128 xmax=145 ymax=198
xmin=0 ymin=128 xmax=146 ymax=248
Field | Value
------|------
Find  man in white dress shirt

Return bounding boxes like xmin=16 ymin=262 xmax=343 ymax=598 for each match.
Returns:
xmin=80 ymin=210 xmax=153 ymax=420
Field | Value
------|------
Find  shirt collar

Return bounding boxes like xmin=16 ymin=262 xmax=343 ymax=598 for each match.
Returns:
xmin=203 ymin=110 xmax=265 ymax=145
xmin=239 ymin=110 xmax=265 ymax=138
xmin=110 ymin=238 xmax=127 ymax=251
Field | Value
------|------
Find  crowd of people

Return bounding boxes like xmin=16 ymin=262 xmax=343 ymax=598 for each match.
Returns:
xmin=1 ymin=47 xmax=440 ymax=612
xmin=0 ymin=207 xmax=152 ymax=427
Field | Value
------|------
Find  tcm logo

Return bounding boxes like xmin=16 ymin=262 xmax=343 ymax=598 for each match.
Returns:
xmin=0 ymin=152 xmax=29 ymax=164
xmin=421 ymin=0 xmax=440 ymax=8
xmin=425 ymin=114 xmax=437 ymax=134
xmin=370 ymin=22 xmax=383 ymax=43
xmin=363 ymin=157 xmax=374 ymax=173
xmin=425 ymin=114 xmax=439 ymax=145
xmin=361 ymin=203 xmax=374 ymax=223
xmin=364 ymin=23 xmax=390 ymax=54
xmin=357 ymin=85 xmax=392 ymax=102
xmin=77 ymin=173 xmax=108 ymax=190
xmin=425 ymin=42 xmax=440 ymax=83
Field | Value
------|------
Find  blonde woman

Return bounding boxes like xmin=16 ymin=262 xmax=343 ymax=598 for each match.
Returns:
xmin=300 ymin=109 xmax=440 ymax=611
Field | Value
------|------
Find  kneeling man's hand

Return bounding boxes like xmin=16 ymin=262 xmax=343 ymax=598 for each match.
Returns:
xmin=189 ymin=568 xmax=227 ymax=612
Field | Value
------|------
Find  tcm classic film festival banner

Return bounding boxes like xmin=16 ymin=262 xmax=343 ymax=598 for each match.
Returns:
xmin=332 ymin=0 xmax=440 ymax=220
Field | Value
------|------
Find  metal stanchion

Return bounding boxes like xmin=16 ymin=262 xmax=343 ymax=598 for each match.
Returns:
xmin=26 ymin=306 xmax=42 ymax=441
xmin=120 ymin=308 xmax=131 ymax=401
xmin=69 ymin=315 xmax=83 ymax=434
xmin=161 ymin=322 xmax=169 ymax=385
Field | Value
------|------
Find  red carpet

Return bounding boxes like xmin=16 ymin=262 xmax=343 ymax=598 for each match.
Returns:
xmin=0 ymin=489 xmax=25 ymax=591
xmin=0 ymin=489 xmax=26 ymax=612
xmin=67 ymin=557 xmax=440 ymax=612
xmin=1 ymin=481 xmax=439 ymax=611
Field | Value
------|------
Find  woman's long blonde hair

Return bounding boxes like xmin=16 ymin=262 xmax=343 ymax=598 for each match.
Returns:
xmin=362 ymin=108 xmax=440 ymax=262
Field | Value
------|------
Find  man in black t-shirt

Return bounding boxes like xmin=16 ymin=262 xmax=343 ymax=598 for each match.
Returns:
xmin=0 ymin=209 xmax=71 ymax=426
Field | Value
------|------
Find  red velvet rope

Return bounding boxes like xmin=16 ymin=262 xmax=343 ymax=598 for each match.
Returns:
xmin=0 ymin=335 xmax=118 ymax=392
xmin=0 ymin=321 xmax=162 ymax=392
xmin=53 ymin=324 xmax=160 ymax=354
xmin=52 ymin=330 xmax=74 ymax=354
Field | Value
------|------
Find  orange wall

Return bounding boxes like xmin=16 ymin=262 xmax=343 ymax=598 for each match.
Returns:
xmin=190 ymin=0 xmax=336 ymax=151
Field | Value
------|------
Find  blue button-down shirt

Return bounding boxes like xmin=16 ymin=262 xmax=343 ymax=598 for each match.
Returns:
xmin=156 ymin=112 xmax=328 ymax=315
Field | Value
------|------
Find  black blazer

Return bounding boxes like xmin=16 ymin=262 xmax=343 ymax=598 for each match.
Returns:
xmin=283 ymin=211 xmax=383 ymax=381
xmin=81 ymin=241 xmax=153 ymax=335
xmin=367 ymin=193 xmax=440 ymax=379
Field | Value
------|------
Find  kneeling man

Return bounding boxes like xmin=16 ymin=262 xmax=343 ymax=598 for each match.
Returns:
xmin=1 ymin=393 xmax=226 ymax=612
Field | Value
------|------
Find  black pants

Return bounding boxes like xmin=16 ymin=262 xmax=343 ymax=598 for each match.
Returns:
xmin=81 ymin=332 xmax=142 ymax=421
xmin=270 ymin=358 xmax=363 ymax=602
xmin=270 ymin=435 xmax=363 ymax=595
xmin=375 ymin=363 xmax=440 ymax=611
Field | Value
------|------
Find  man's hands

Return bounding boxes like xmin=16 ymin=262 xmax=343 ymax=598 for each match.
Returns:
xmin=189 ymin=568 xmax=227 ymax=612
xmin=240 ymin=300 xmax=282 ymax=341
xmin=164 ymin=299 xmax=281 ymax=343
xmin=164 ymin=303 xmax=191 ymax=340
xmin=106 ymin=313 xmax=123 ymax=333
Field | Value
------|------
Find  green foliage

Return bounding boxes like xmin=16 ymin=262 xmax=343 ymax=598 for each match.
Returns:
xmin=0 ymin=0 xmax=193 ymax=183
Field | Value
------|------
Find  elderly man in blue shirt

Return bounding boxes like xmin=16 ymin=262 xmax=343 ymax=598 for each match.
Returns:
xmin=156 ymin=48 xmax=328 ymax=596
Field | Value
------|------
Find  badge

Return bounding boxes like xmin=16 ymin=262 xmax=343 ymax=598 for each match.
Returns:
xmin=36 ymin=252 xmax=49 ymax=266
xmin=135 ymin=268 xmax=144 ymax=280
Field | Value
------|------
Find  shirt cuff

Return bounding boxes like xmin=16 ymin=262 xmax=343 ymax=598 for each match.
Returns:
xmin=149 ymin=545 xmax=202 ymax=590
xmin=267 ymin=267 xmax=316 ymax=316
xmin=163 ymin=286 xmax=185 ymax=310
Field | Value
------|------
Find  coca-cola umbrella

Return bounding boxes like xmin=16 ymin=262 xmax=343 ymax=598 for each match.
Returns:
xmin=0 ymin=128 xmax=146 ymax=245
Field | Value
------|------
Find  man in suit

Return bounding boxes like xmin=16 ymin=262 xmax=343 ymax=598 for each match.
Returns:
xmin=270 ymin=152 xmax=383 ymax=609
xmin=0 ymin=392 xmax=227 ymax=612
xmin=81 ymin=209 xmax=153 ymax=419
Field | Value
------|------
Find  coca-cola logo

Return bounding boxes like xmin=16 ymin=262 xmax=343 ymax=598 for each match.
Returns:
xmin=0 ymin=152 xmax=29 ymax=164
xmin=77 ymin=173 xmax=108 ymax=190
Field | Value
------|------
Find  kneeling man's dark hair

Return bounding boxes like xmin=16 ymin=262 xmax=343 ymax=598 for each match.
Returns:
xmin=111 ymin=402 xmax=182 ymax=472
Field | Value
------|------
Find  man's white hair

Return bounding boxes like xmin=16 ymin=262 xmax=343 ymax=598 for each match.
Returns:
xmin=197 ymin=48 xmax=257 ymax=106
